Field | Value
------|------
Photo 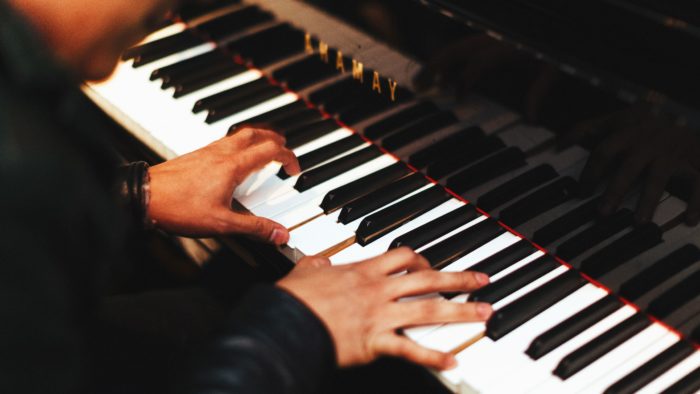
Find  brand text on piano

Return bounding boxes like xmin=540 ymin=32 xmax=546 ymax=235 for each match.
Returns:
xmin=304 ymin=33 xmax=399 ymax=102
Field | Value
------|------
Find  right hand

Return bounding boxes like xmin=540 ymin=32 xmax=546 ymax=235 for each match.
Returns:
xmin=277 ymin=248 xmax=492 ymax=370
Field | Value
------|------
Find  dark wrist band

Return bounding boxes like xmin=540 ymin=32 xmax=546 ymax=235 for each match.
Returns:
xmin=119 ymin=161 xmax=151 ymax=228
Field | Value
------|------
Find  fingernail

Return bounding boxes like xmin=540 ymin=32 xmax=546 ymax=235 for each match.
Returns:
xmin=269 ymin=228 xmax=288 ymax=245
xmin=475 ymin=272 xmax=490 ymax=286
xmin=443 ymin=355 xmax=458 ymax=370
xmin=477 ymin=303 xmax=493 ymax=319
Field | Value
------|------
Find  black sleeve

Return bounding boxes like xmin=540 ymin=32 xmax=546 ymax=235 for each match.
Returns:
xmin=181 ymin=284 xmax=337 ymax=394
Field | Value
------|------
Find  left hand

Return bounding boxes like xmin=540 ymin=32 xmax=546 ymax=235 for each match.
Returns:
xmin=147 ymin=127 xmax=301 ymax=244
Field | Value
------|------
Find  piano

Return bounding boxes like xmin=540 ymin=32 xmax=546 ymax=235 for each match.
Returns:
xmin=83 ymin=0 xmax=700 ymax=392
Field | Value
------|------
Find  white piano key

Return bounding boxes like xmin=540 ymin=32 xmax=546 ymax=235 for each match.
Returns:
xmin=414 ymin=216 xmax=496 ymax=254
xmin=441 ymin=284 xmax=608 ymax=391
xmin=489 ymin=250 xmax=546 ymax=281
xmin=579 ymin=333 xmax=681 ymax=394
xmin=437 ymin=232 xmax=522 ymax=273
xmin=636 ymin=350 xmax=700 ymax=394
xmin=442 ymin=285 xmax=605 ymax=390
xmin=329 ymin=199 xmax=466 ymax=265
xmin=417 ymin=266 xmax=569 ymax=354
xmin=528 ymin=322 xmax=670 ymax=393
xmin=287 ymin=183 xmax=435 ymax=255
xmin=476 ymin=305 xmax=638 ymax=393
xmin=234 ymin=128 xmax=358 ymax=207
xmin=250 ymin=153 xmax=398 ymax=219
xmin=215 ymin=92 xmax=299 ymax=129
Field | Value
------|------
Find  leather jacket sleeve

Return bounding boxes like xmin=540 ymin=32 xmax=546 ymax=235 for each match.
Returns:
xmin=181 ymin=284 xmax=337 ymax=394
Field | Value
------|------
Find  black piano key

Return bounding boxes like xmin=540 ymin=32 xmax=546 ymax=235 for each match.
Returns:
xmin=660 ymin=366 xmax=700 ymax=394
xmin=320 ymin=85 xmax=366 ymax=114
xmin=408 ymin=126 xmax=486 ymax=169
xmin=320 ymin=163 xmax=412 ymax=214
xmin=356 ymin=187 xmax=451 ymax=246
xmin=278 ymin=134 xmax=365 ymax=179
xmin=308 ymin=77 xmax=355 ymax=106
xmin=285 ymin=119 xmax=341 ymax=149
xmin=389 ymin=205 xmax=478 ymax=250
xmin=163 ymin=59 xmax=237 ymax=89
xmin=425 ymin=135 xmax=506 ymax=178
xmin=294 ymin=146 xmax=382 ymax=192
xmin=526 ymin=295 xmax=623 ymax=360
xmin=446 ymin=147 xmax=527 ymax=193
xmin=227 ymin=24 xmax=305 ymax=67
xmin=580 ymin=223 xmax=663 ymax=279
xmin=532 ymin=197 xmax=601 ymax=246
xmin=647 ymin=269 xmax=700 ymax=319
xmin=172 ymin=63 xmax=247 ymax=98
xmin=487 ymin=270 xmax=588 ymax=341
xmin=468 ymin=256 xmax=560 ymax=304
xmin=498 ymin=177 xmax=578 ymax=228
xmin=150 ymin=51 xmax=224 ymax=81
xmin=469 ymin=240 xmax=538 ymax=277
xmin=272 ymin=110 xmax=325 ymax=135
xmin=554 ymin=313 xmax=652 ymax=380
xmin=128 ymin=32 xmax=204 ymax=67
xmin=618 ymin=245 xmax=700 ymax=301
xmin=205 ymin=85 xmax=284 ymax=123
xmin=382 ymin=111 xmax=459 ymax=151
xmin=555 ymin=208 xmax=634 ymax=261
xmin=363 ymin=101 xmax=439 ymax=140
xmin=193 ymin=78 xmax=271 ymax=113
xmin=228 ymin=100 xmax=310 ymax=129
xmin=605 ymin=341 xmax=696 ymax=394
xmin=272 ymin=54 xmax=339 ymax=90
xmin=337 ymin=95 xmax=397 ymax=125
xmin=197 ymin=6 xmax=274 ymax=41
xmin=419 ymin=218 xmax=505 ymax=269
xmin=478 ymin=164 xmax=559 ymax=212
xmin=338 ymin=173 xmax=429 ymax=224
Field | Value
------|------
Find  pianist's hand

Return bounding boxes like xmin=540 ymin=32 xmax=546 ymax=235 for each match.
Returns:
xmin=148 ymin=127 xmax=300 ymax=244
xmin=413 ymin=34 xmax=559 ymax=121
xmin=277 ymin=248 xmax=492 ymax=370
xmin=562 ymin=105 xmax=700 ymax=224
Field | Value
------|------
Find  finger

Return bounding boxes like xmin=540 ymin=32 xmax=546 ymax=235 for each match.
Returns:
xmin=229 ymin=127 xmax=285 ymax=148
xmin=599 ymin=149 xmax=653 ymax=215
xmin=634 ymin=158 xmax=672 ymax=223
xmin=391 ymin=299 xmax=492 ymax=328
xmin=387 ymin=270 xmax=489 ymax=299
xmin=363 ymin=247 xmax=430 ymax=276
xmin=236 ymin=141 xmax=300 ymax=181
xmin=296 ymin=255 xmax=332 ymax=269
xmin=525 ymin=64 xmax=559 ymax=122
xmin=560 ymin=111 xmax=620 ymax=149
xmin=579 ymin=129 xmax=633 ymax=192
xmin=374 ymin=334 xmax=456 ymax=370
xmin=219 ymin=211 xmax=289 ymax=245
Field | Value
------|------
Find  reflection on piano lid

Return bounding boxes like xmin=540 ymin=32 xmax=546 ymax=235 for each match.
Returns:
xmin=83 ymin=0 xmax=699 ymax=393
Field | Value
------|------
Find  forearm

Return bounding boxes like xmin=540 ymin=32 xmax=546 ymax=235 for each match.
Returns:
xmin=181 ymin=284 xmax=336 ymax=394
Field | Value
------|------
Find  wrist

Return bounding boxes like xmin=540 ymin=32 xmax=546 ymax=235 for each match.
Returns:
xmin=118 ymin=161 xmax=152 ymax=228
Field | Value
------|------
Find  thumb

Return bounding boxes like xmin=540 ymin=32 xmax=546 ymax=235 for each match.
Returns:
xmin=221 ymin=210 xmax=289 ymax=245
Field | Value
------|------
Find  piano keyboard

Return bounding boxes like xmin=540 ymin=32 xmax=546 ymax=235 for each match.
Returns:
xmin=84 ymin=0 xmax=700 ymax=393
